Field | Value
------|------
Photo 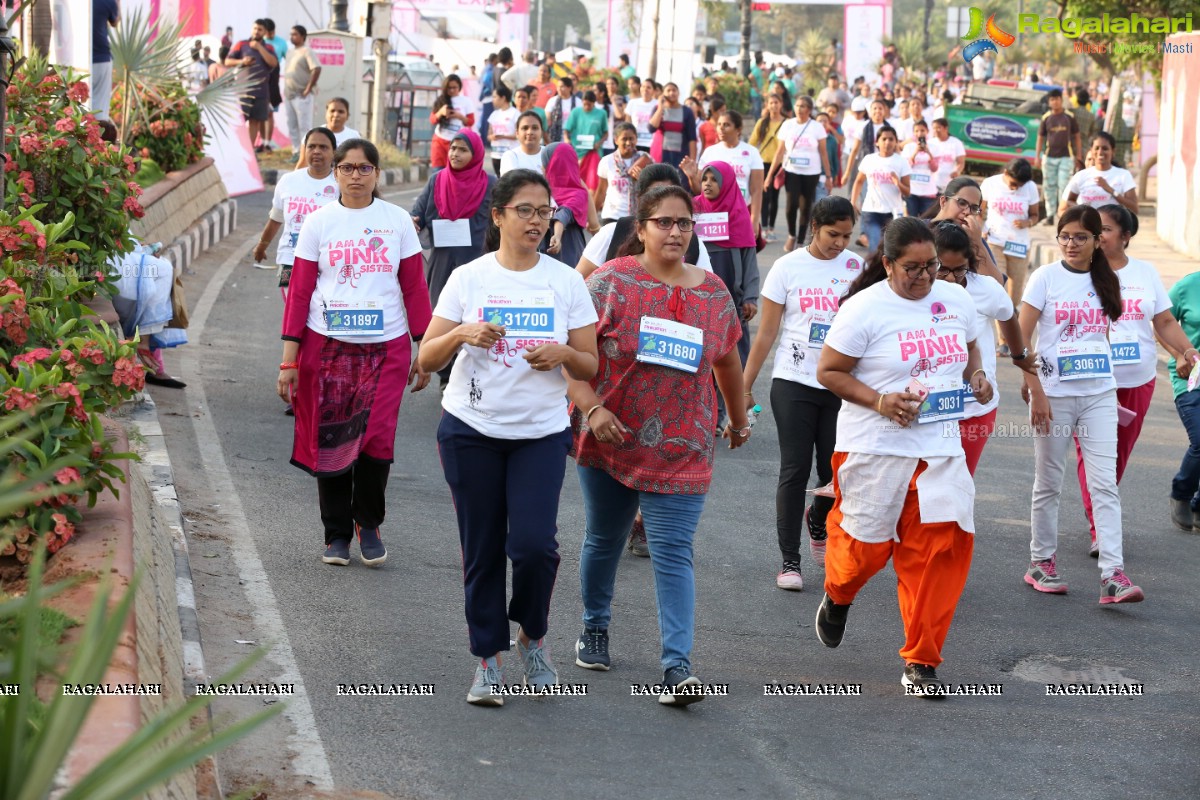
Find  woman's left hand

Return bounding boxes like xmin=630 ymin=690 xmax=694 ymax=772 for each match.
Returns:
xmin=723 ymin=422 xmax=751 ymax=450
xmin=1176 ymin=352 xmax=1199 ymax=379
xmin=523 ymin=343 xmax=572 ymax=371
xmin=970 ymin=374 xmax=994 ymax=405
xmin=408 ymin=357 xmax=430 ymax=392
xmin=547 ymin=233 xmax=562 ymax=254
xmin=741 ymin=302 xmax=758 ymax=322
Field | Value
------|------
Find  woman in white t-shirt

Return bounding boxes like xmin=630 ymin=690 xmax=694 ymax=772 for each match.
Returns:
xmin=742 ymin=196 xmax=862 ymax=590
xmin=485 ymin=84 xmax=519 ymax=176
xmin=1070 ymin=204 xmax=1194 ymax=554
xmin=323 ymin=97 xmax=360 ymax=146
xmin=764 ymin=96 xmax=833 ymax=253
xmin=1019 ymin=205 xmax=1143 ymax=604
xmin=278 ymin=139 xmax=432 ymax=569
xmin=900 ymin=120 xmax=938 ymax=218
xmin=430 ymin=74 xmax=476 ymax=168
xmin=696 ymin=110 xmax=765 ymax=232
xmin=849 ymin=124 xmax=910 ymax=255
xmin=981 ymin=159 xmax=1041 ymax=353
xmin=1062 ymin=131 xmax=1137 ymax=216
xmin=499 ymin=111 xmax=546 ymax=175
xmin=594 ymin=122 xmax=650 ymax=224
xmin=815 ymin=217 xmax=990 ymax=697
xmin=419 ymin=170 xmax=599 ymax=705
xmin=625 ymin=80 xmax=658 ymax=152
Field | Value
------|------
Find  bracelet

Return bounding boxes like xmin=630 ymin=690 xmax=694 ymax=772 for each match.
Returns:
xmin=259 ymin=239 xmax=271 ymax=246
xmin=743 ymin=391 xmax=753 ymax=397
xmin=875 ymin=393 xmax=885 ymax=414
xmin=279 ymin=361 xmax=299 ymax=370
xmin=732 ymin=425 xmax=752 ymax=437
xmin=585 ymin=404 xmax=604 ymax=422
xmin=971 ymin=369 xmax=986 ymax=380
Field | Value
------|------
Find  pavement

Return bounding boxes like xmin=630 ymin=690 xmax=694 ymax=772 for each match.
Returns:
xmin=148 ymin=182 xmax=1200 ymax=800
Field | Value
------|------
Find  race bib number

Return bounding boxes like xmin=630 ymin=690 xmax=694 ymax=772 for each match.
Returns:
xmin=1109 ymin=328 xmax=1140 ymax=365
xmin=806 ymin=317 xmax=830 ymax=349
xmin=663 ymin=131 xmax=683 ymax=152
xmin=1056 ymin=342 xmax=1112 ymax=380
xmin=693 ymin=212 xmax=729 ymax=242
xmin=1003 ymin=240 xmax=1028 ymax=258
xmin=324 ymin=300 xmax=384 ymax=336
xmin=481 ymin=290 xmax=556 ymax=339
xmin=432 ymin=218 xmax=472 ymax=248
xmin=917 ymin=376 xmax=964 ymax=423
xmin=788 ymin=155 xmax=810 ymax=169
xmin=637 ymin=316 xmax=703 ymax=373
xmin=577 ymin=134 xmax=595 ymax=149
xmin=911 ymin=172 xmax=931 ymax=184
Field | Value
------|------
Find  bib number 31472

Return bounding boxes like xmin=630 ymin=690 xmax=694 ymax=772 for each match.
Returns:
xmin=636 ymin=316 xmax=704 ymax=373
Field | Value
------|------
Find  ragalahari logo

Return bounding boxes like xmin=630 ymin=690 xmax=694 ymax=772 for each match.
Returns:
xmin=961 ymin=8 xmax=1016 ymax=62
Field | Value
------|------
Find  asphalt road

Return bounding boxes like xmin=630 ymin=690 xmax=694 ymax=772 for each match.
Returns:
xmin=152 ymin=184 xmax=1200 ymax=800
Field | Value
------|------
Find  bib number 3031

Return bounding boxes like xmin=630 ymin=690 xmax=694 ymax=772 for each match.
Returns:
xmin=637 ymin=316 xmax=704 ymax=373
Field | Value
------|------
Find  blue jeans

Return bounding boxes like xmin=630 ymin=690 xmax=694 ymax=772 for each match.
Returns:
xmin=860 ymin=211 xmax=893 ymax=254
xmin=577 ymin=465 xmax=707 ymax=672
xmin=906 ymin=194 xmax=936 ymax=217
xmin=1173 ymin=390 xmax=1200 ymax=510
xmin=1042 ymin=155 xmax=1073 ymax=219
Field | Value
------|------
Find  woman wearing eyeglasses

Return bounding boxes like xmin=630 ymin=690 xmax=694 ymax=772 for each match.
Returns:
xmin=1018 ymin=204 xmax=1143 ymax=603
xmin=815 ymin=217 xmax=990 ymax=697
xmin=541 ymin=143 xmax=601 ymax=270
xmin=568 ymin=185 xmax=749 ymax=704
xmin=932 ymin=221 xmax=1036 ymax=474
xmin=419 ymin=169 xmax=599 ymax=705
xmin=278 ymin=139 xmax=432 ymax=567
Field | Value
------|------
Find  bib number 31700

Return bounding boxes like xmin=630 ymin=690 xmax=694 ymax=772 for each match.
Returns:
xmin=636 ymin=316 xmax=704 ymax=373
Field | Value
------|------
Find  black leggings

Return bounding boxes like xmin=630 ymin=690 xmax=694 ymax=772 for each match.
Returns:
xmin=316 ymin=457 xmax=390 ymax=544
xmin=492 ymin=157 xmax=502 ymax=176
xmin=784 ymin=172 xmax=821 ymax=241
xmin=762 ymin=183 xmax=781 ymax=229
xmin=770 ymin=379 xmax=840 ymax=562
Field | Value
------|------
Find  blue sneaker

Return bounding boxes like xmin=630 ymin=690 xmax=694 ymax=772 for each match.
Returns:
xmin=355 ymin=524 xmax=387 ymax=566
xmin=322 ymin=539 xmax=350 ymax=565
xmin=517 ymin=636 xmax=558 ymax=691
xmin=467 ymin=656 xmax=504 ymax=706
xmin=658 ymin=665 xmax=704 ymax=706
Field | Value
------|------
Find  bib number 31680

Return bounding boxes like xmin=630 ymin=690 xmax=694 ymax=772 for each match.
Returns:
xmin=636 ymin=316 xmax=704 ymax=373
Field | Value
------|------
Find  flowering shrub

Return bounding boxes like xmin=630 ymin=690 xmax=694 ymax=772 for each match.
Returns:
xmin=112 ymin=82 xmax=206 ymax=173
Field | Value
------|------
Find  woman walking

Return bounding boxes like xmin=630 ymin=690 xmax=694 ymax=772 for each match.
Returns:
xmin=569 ymin=186 xmax=749 ymax=704
xmin=485 ymin=84 xmax=519 ymax=176
xmin=499 ymin=110 xmax=546 ymax=175
xmin=541 ymin=142 xmax=600 ymax=269
xmin=277 ymin=139 xmax=431 ymax=566
xmin=815 ymin=217 xmax=991 ymax=696
xmin=1062 ymin=132 xmax=1138 ymax=215
xmin=697 ymin=110 xmax=764 ymax=234
xmin=594 ymin=122 xmax=650 ymax=225
xmin=981 ymin=158 xmax=1040 ymax=352
xmin=420 ymin=169 xmax=599 ymax=705
xmin=849 ymin=125 xmax=908 ymax=255
xmin=749 ymin=94 xmax=787 ymax=242
xmin=765 ymin=96 xmax=833 ymax=253
xmin=742 ymin=196 xmax=861 ymax=589
xmin=899 ymin=120 xmax=938 ymax=218
xmin=430 ymin=75 xmax=476 ymax=168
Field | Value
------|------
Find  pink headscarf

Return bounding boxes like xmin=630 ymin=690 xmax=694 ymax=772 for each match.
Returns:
xmin=434 ymin=130 xmax=489 ymax=221
xmin=541 ymin=143 xmax=589 ymax=227
xmin=692 ymin=161 xmax=756 ymax=248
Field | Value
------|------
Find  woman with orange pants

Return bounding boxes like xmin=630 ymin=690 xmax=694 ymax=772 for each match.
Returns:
xmin=814 ymin=217 xmax=992 ymax=698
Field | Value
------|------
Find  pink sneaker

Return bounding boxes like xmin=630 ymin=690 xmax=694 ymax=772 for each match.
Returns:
xmin=1024 ymin=555 xmax=1068 ymax=594
xmin=1099 ymin=569 xmax=1145 ymax=604
xmin=806 ymin=506 xmax=827 ymax=566
xmin=776 ymin=561 xmax=803 ymax=591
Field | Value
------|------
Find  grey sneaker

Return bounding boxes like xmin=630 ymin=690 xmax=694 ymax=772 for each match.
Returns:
xmin=658 ymin=665 xmax=704 ymax=706
xmin=516 ymin=637 xmax=558 ymax=691
xmin=575 ymin=627 xmax=611 ymax=671
xmin=1170 ymin=497 xmax=1195 ymax=531
xmin=1024 ymin=556 xmax=1068 ymax=594
xmin=902 ymin=663 xmax=946 ymax=700
xmin=466 ymin=656 xmax=504 ymax=706
xmin=1099 ymin=569 xmax=1145 ymax=605
xmin=322 ymin=539 xmax=351 ymax=565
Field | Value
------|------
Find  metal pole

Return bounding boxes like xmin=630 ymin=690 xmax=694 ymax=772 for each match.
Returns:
xmin=536 ymin=0 xmax=544 ymax=54
xmin=330 ymin=0 xmax=350 ymax=32
xmin=738 ymin=0 xmax=751 ymax=78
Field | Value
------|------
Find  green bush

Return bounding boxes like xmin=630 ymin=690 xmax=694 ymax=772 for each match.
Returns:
xmin=112 ymin=82 xmax=206 ymax=174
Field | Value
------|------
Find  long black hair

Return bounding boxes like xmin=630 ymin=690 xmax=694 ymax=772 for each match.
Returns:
xmin=432 ymin=74 xmax=463 ymax=122
xmin=617 ymin=185 xmax=694 ymax=258
xmin=484 ymin=169 xmax=552 ymax=253
xmin=842 ymin=217 xmax=934 ymax=302
xmin=1057 ymin=205 xmax=1122 ymax=321
xmin=932 ymin=219 xmax=977 ymax=274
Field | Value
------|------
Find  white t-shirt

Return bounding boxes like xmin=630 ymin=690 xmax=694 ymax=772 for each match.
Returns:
xmin=435 ymin=253 xmax=599 ymax=439
xmin=499 ymin=147 xmax=545 ymax=175
xmin=487 ymin=106 xmax=520 ymax=158
xmin=294 ymin=199 xmax=423 ymax=344
xmin=962 ymin=272 xmax=1014 ymax=418
xmin=894 ymin=118 xmax=915 ymax=143
xmin=1111 ymin=257 xmax=1171 ymax=388
xmin=332 ymin=127 xmax=361 ymax=146
xmin=595 ymin=152 xmax=640 ymax=219
xmin=900 ymin=143 xmax=938 ymax=198
xmin=698 ymin=141 xmax=764 ymax=203
xmin=760 ymin=247 xmax=864 ymax=388
xmin=1022 ymin=261 xmax=1117 ymax=398
xmin=858 ymin=153 xmax=911 ymax=214
xmin=779 ymin=117 xmax=827 ymax=176
xmin=824 ymin=279 xmax=979 ymax=457
xmin=269 ymin=169 xmax=339 ymax=265
xmin=434 ymin=95 xmax=475 ymax=141
xmin=981 ymin=174 xmax=1041 ymax=249
xmin=842 ymin=116 xmax=865 ymax=157
xmin=1064 ymin=166 xmax=1136 ymax=208
xmin=927 ymin=135 xmax=965 ymax=190
xmin=625 ymin=98 xmax=658 ymax=147
xmin=582 ymin=222 xmax=712 ymax=272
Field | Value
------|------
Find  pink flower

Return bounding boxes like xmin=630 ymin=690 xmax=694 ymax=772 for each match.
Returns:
xmin=67 ymin=81 xmax=89 ymax=103
xmin=112 ymin=356 xmax=146 ymax=391
xmin=2 ymin=387 xmax=38 ymax=411
xmin=54 ymin=117 xmax=75 ymax=133
xmin=10 ymin=347 xmax=53 ymax=367
xmin=54 ymin=382 xmax=88 ymax=421
xmin=55 ymin=467 xmax=81 ymax=485
xmin=79 ymin=344 xmax=105 ymax=365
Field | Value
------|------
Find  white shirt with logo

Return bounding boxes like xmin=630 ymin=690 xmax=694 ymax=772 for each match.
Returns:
xmin=927 ymin=135 xmax=965 ymax=190
xmin=499 ymin=147 xmax=545 ymax=175
xmin=900 ymin=143 xmax=938 ymax=198
xmin=1022 ymin=261 xmax=1117 ymax=398
xmin=596 ymin=153 xmax=640 ymax=219
xmin=270 ymin=169 xmax=339 ymax=265
xmin=294 ymin=199 xmax=424 ymax=344
xmin=981 ymin=174 xmax=1041 ymax=248
xmin=824 ymin=279 xmax=979 ymax=457
xmin=962 ymin=272 xmax=1014 ymax=418
xmin=1064 ymin=166 xmax=1136 ymax=208
xmin=487 ymin=106 xmax=520 ymax=159
xmin=625 ymin=98 xmax=658 ymax=147
xmin=1111 ymin=257 xmax=1171 ymax=388
xmin=858 ymin=153 xmax=911 ymax=214
xmin=698 ymin=141 xmax=765 ymax=203
xmin=779 ymin=117 xmax=827 ymax=176
xmin=760 ymin=247 xmax=864 ymax=388
xmin=435 ymin=253 xmax=598 ymax=439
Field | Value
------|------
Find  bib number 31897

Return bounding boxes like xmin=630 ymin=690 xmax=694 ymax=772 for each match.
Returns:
xmin=637 ymin=316 xmax=704 ymax=373
xmin=324 ymin=300 xmax=384 ymax=335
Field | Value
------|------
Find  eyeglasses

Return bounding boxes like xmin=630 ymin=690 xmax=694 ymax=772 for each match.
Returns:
xmin=951 ymin=197 xmax=982 ymax=215
xmin=502 ymin=204 xmax=555 ymax=220
xmin=642 ymin=217 xmax=695 ymax=232
xmin=336 ymin=163 xmax=377 ymax=176
xmin=894 ymin=259 xmax=940 ymax=276
xmin=1056 ymin=233 xmax=1096 ymax=246
xmin=937 ymin=264 xmax=969 ymax=279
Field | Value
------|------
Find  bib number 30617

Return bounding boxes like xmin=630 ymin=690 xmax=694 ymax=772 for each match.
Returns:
xmin=1057 ymin=342 xmax=1112 ymax=380
xmin=637 ymin=316 xmax=704 ymax=373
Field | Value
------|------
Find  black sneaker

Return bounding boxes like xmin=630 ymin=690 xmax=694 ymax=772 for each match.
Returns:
xmin=902 ymin=663 xmax=947 ymax=700
xmin=355 ymin=524 xmax=387 ymax=566
xmin=658 ymin=666 xmax=704 ymax=706
xmin=322 ymin=539 xmax=351 ymax=565
xmin=575 ymin=627 xmax=611 ymax=671
xmin=815 ymin=593 xmax=850 ymax=648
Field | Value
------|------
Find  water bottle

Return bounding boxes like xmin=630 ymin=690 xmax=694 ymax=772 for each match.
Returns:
xmin=747 ymin=404 xmax=763 ymax=428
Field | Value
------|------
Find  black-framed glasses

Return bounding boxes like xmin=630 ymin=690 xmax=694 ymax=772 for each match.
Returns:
xmin=895 ymin=259 xmax=940 ymax=276
xmin=937 ymin=263 xmax=969 ymax=279
xmin=336 ymin=163 xmax=377 ymax=176
xmin=502 ymin=204 xmax=555 ymax=220
xmin=642 ymin=217 xmax=695 ymax=232
xmin=1056 ymin=233 xmax=1096 ymax=246
xmin=951 ymin=196 xmax=982 ymax=215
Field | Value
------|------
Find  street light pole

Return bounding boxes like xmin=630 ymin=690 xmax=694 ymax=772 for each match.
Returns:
xmin=536 ymin=0 xmax=544 ymax=55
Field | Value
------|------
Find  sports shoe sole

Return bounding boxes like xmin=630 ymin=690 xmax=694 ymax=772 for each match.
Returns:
xmin=359 ymin=551 xmax=387 ymax=566
xmin=1023 ymin=574 xmax=1068 ymax=594
xmin=814 ymin=597 xmax=847 ymax=648
xmin=575 ymin=653 xmax=611 ymax=671
xmin=1099 ymin=587 xmax=1145 ymax=604
xmin=321 ymin=553 xmax=350 ymax=566
xmin=466 ymin=692 xmax=503 ymax=707
xmin=659 ymin=676 xmax=704 ymax=706
xmin=776 ymin=573 xmax=803 ymax=591
xmin=901 ymin=673 xmax=947 ymax=700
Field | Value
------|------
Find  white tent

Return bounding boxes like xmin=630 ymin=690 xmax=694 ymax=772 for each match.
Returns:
xmin=555 ymin=46 xmax=593 ymax=63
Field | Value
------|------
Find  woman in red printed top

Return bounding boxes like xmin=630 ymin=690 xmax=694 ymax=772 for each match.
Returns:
xmin=567 ymin=185 xmax=750 ymax=704
xmin=277 ymin=139 xmax=433 ymax=567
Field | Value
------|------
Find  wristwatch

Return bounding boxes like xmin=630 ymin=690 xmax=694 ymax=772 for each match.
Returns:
xmin=1012 ymin=347 xmax=1029 ymax=361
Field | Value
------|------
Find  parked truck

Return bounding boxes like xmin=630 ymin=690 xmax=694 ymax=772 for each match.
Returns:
xmin=946 ymin=82 xmax=1058 ymax=176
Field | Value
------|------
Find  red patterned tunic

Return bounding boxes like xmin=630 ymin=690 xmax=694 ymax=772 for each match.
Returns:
xmin=572 ymin=256 xmax=740 ymax=494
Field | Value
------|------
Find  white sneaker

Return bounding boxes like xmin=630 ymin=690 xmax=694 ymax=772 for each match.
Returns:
xmin=776 ymin=561 xmax=803 ymax=591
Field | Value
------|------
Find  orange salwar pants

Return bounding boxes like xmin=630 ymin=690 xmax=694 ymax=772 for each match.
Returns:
xmin=824 ymin=451 xmax=974 ymax=668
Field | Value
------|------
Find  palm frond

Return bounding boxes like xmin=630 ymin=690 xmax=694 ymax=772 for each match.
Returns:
xmin=194 ymin=68 xmax=253 ymax=142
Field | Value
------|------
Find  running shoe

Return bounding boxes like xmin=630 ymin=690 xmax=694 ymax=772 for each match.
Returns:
xmin=902 ymin=663 xmax=946 ymax=700
xmin=321 ymin=539 xmax=350 ymax=566
xmin=516 ymin=636 xmax=558 ymax=691
xmin=814 ymin=593 xmax=851 ymax=648
xmin=355 ymin=524 xmax=387 ymax=566
xmin=575 ymin=627 xmax=610 ymax=671
xmin=776 ymin=561 xmax=803 ymax=591
xmin=467 ymin=656 xmax=504 ymax=706
xmin=806 ymin=505 xmax=827 ymax=566
xmin=628 ymin=517 xmax=649 ymax=558
xmin=658 ymin=666 xmax=704 ymax=706
xmin=284 ymin=404 xmax=295 ymax=416
xmin=1024 ymin=556 xmax=1068 ymax=594
xmin=1099 ymin=570 xmax=1145 ymax=604
xmin=1088 ymin=536 xmax=1099 ymax=558
xmin=1169 ymin=497 xmax=1194 ymax=531
xmin=996 ymin=344 xmax=1011 ymax=358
